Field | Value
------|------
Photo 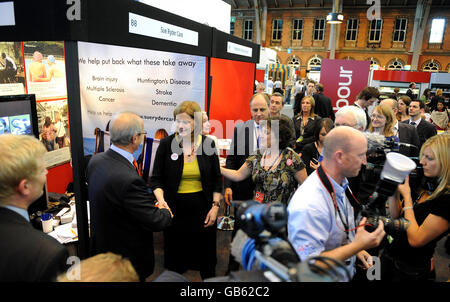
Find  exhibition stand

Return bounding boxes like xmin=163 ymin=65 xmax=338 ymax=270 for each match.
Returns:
xmin=0 ymin=0 xmax=259 ymax=259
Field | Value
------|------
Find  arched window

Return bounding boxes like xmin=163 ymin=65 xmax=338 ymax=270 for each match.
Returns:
xmin=421 ymin=60 xmax=441 ymax=72
xmin=307 ymin=55 xmax=322 ymax=70
xmin=387 ymin=58 xmax=405 ymax=70
xmin=366 ymin=57 xmax=380 ymax=69
xmin=287 ymin=56 xmax=301 ymax=68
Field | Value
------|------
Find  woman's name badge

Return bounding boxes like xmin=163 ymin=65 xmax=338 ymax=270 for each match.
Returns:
xmin=171 ymin=153 xmax=178 ymax=161
xmin=254 ymin=191 xmax=264 ymax=203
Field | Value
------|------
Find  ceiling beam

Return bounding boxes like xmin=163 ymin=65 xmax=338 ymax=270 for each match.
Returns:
xmin=247 ymin=0 xmax=252 ymax=8
xmin=289 ymin=0 xmax=293 ymax=7
xmin=305 ymin=0 xmax=309 ymax=8
xmin=321 ymin=0 xmax=324 ymax=7
xmin=404 ymin=0 xmax=408 ymax=5
xmin=274 ymin=0 xmax=279 ymax=8
xmin=386 ymin=0 xmax=391 ymax=6
xmin=231 ymin=0 xmax=238 ymax=9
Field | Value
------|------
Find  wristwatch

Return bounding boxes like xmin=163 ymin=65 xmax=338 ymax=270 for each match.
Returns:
xmin=212 ymin=201 xmax=220 ymax=208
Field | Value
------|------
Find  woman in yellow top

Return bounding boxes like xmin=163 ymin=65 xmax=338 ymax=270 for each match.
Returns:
xmin=150 ymin=101 xmax=222 ymax=280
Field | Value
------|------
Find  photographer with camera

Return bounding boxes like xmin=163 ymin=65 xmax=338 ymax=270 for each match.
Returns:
xmin=287 ymin=126 xmax=386 ymax=281
xmin=381 ymin=134 xmax=450 ymax=281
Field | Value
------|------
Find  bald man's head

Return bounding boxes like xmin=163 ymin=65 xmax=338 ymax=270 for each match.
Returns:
xmin=380 ymin=98 xmax=398 ymax=115
xmin=323 ymin=126 xmax=367 ymax=178
xmin=110 ymin=112 xmax=144 ymax=146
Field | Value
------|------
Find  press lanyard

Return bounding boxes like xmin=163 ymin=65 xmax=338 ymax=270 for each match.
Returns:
xmin=317 ymin=165 xmax=360 ymax=236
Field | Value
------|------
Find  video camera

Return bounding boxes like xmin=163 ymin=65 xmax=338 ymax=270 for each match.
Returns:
xmin=226 ymin=201 xmax=352 ymax=282
xmin=364 ymin=132 xmax=421 ymax=177
xmin=361 ymin=152 xmax=416 ymax=235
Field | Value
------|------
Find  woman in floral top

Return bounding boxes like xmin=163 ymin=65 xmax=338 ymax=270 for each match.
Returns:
xmin=221 ymin=115 xmax=307 ymax=206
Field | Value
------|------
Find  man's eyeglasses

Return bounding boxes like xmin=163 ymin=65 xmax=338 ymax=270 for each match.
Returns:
xmin=138 ymin=131 xmax=147 ymax=136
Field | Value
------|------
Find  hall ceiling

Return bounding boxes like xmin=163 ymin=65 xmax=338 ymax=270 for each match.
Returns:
xmin=223 ymin=0 xmax=450 ymax=9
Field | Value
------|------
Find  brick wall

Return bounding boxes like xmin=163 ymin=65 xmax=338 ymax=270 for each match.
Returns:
xmin=231 ymin=6 xmax=450 ymax=72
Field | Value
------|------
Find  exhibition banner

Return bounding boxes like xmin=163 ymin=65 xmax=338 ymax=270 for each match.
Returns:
xmin=320 ymin=59 xmax=370 ymax=112
xmin=1 ymin=40 xmax=71 ymax=168
xmin=77 ymin=41 xmax=206 ymax=155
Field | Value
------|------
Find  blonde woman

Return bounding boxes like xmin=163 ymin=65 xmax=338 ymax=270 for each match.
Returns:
xmin=368 ymin=103 xmax=400 ymax=151
xmin=382 ymin=134 xmax=450 ymax=281
xmin=293 ymin=95 xmax=321 ymax=152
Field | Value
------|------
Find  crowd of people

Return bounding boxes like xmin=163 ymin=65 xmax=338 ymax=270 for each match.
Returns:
xmin=0 ymin=80 xmax=448 ymax=283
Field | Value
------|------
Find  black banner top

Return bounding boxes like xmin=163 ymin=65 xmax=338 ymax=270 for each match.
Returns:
xmin=0 ymin=0 xmax=213 ymax=57
xmin=211 ymin=28 xmax=260 ymax=63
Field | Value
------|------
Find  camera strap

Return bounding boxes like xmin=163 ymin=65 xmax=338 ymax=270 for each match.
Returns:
xmin=317 ymin=166 xmax=361 ymax=225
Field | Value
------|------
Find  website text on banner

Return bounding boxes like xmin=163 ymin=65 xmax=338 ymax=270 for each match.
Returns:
xmin=77 ymin=41 xmax=206 ymax=155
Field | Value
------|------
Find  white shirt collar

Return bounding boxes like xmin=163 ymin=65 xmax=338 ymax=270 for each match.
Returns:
xmin=2 ymin=205 xmax=30 ymax=222
xmin=409 ymin=117 xmax=421 ymax=127
xmin=110 ymin=144 xmax=135 ymax=165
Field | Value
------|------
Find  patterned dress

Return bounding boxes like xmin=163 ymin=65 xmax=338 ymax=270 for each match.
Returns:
xmin=245 ymin=147 xmax=306 ymax=206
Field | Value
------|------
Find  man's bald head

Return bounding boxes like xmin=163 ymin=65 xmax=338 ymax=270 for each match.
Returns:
xmin=323 ymin=126 xmax=366 ymax=161
xmin=380 ymin=98 xmax=398 ymax=115
xmin=110 ymin=112 xmax=144 ymax=146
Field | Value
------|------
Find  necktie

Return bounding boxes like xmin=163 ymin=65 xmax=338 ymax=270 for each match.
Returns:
xmin=410 ymin=121 xmax=416 ymax=126
xmin=133 ymin=159 xmax=141 ymax=176
xmin=256 ymin=125 xmax=261 ymax=149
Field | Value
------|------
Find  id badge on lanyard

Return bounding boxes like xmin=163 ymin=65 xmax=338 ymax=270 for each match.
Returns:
xmin=254 ymin=191 xmax=264 ymax=203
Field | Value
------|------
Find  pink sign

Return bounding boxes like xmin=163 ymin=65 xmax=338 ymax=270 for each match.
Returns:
xmin=320 ymin=59 xmax=371 ymax=112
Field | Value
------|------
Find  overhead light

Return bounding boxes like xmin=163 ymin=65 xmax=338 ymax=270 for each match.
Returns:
xmin=327 ymin=12 xmax=343 ymax=24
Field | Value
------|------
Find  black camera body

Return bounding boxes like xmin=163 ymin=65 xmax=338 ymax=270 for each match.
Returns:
xmin=227 ymin=201 xmax=351 ymax=282
xmin=361 ymin=175 xmax=410 ymax=236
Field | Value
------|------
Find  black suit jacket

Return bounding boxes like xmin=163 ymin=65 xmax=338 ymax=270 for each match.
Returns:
xmin=314 ymin=93 xmax=335 ymax=121
xmin=401 ymin=119 xmax=437 ymax=150
xmin=224 ymin=120 xmax=256 ymax=201
xmin=150 ymin=134 xmax=223 ymax=207
xmin=87 ymin=148 xmax=172 ymax=280
xmin=397 ymin=122 xmax=421 ymax=157
xmin=293 ymin=115 xmax=322 ymax=151
xmin=0 ymin=207 xmax=69 ymax=281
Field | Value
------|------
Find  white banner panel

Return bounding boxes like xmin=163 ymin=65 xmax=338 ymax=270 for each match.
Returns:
xmin=77 ymin=41 xmax=206 ymax=155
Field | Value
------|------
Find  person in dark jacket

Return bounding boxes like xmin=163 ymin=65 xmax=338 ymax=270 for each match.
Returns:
xmin=293 ymin=95 xmax=322 ymax=152
xmin=87 ymin=112 xmax=173 ymax=281
xmin=150 ymin=101 xmax=222 ymax=280
xmin=0 ymin=134 xmax=69 ymax=282
xmin=314 ymin=83 xmax=335 ymax=121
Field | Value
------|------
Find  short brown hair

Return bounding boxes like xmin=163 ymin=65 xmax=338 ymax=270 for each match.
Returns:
xmin=263 ymin=115 xmax=295 ymax=150
xmin=357 ymin=86 xmax=380 ymax=101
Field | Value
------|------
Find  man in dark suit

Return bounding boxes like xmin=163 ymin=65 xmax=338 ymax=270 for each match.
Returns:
xmin=293 ymin=80 xmax=316 ymax=116
xmin=402 ymin=100 xmax=437 ymax=149
xmin=380 ymin=98 xmax=421 ymax=157
xmin=224 ymin=92 xmax=269 ymax=272
xmin=353 ymin=86 xmax=380 ymax=130
xmin=0 ymin=134 xmax=69 ymax=282
xmin=87 ymin=112 xmax=172 ymax=281
xmin=314 ymin=83 xmax=335 ymax=121
xmin=406 ymin=82 xmax=417 ymax=100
